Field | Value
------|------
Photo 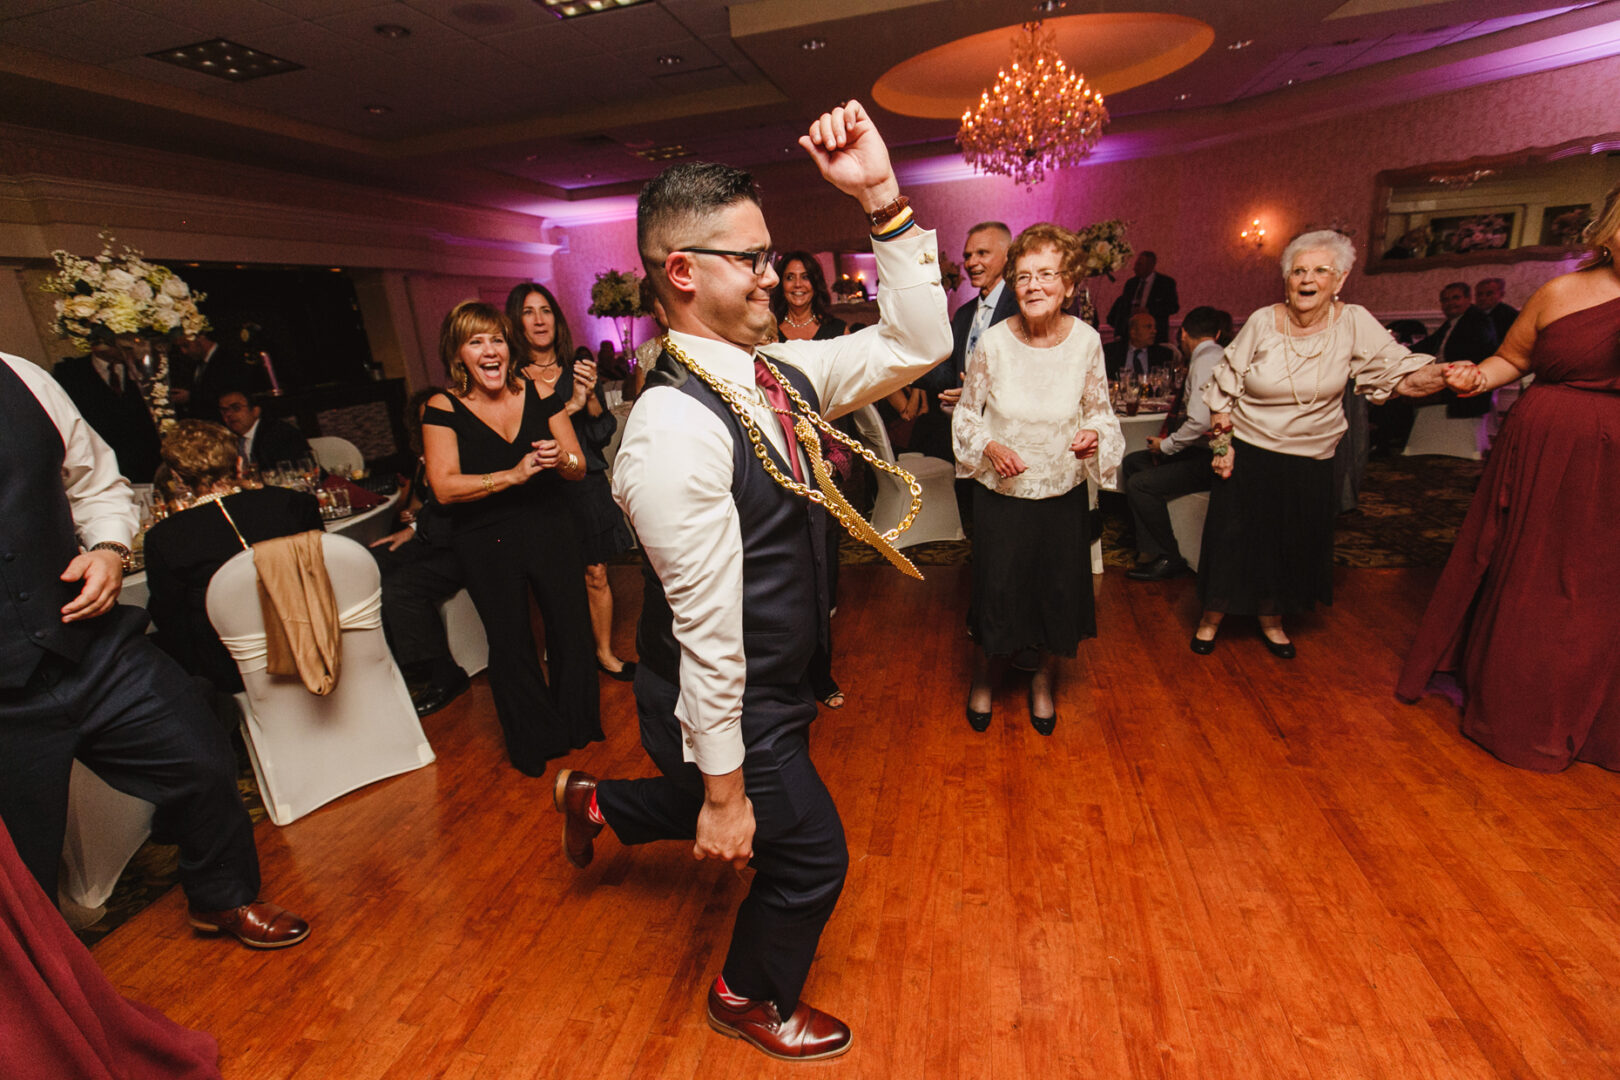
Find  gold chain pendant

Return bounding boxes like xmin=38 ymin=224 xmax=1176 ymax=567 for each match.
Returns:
xmin=657 ymin=336 xmax=925 ymax=580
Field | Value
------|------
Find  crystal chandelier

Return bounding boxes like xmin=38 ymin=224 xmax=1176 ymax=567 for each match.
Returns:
xmin=958 ymin=21 xmax=1108 ymax=189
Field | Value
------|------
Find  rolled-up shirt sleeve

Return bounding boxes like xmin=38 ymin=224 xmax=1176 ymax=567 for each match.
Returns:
xmin=3 ymin=353 xmax=137 ymax=548
xmin=610 ymin=389 xmax=746 ymax=775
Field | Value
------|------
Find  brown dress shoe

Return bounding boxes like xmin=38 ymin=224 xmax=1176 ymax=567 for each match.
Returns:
xmin=706 ymin=986 xmax=852 ymax=1061
xmin=188 ymin=900 xmax=310 ymax=949
xmin=553 ymin=768 xmax=602 ymax=868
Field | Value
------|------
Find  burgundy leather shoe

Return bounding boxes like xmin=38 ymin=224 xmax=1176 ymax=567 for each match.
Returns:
xmin=706 ymin=986 xmax=852 ymax=1061
xmin=188 ymin=900 xmax=310 ymax=949
xmin=554 ymin=768 xmax=602 ymax=868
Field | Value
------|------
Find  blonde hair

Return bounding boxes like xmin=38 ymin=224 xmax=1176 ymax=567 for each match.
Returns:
xmin=1004 ymin=222 xmax=1083 ymax=286
xmin=161 ymin=420 xmax=240 ymax=488
xmin=439 ymin=301 xmax=519 ymax=396
xmin=1579 ymin=179 xmax=1620 ymax=270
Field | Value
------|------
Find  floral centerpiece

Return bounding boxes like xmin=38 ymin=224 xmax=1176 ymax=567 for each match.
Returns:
xmin=40 ymin=235 xmax=208 ymax=433
xmin=1071 ymin=218 xmax=1132 ymax=328
xmin=586 ymin=268 xmax=646 ymax=363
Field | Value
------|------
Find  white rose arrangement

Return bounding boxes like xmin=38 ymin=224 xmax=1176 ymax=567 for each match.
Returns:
xmin=1074 ymin=219 xmax=1132 ymax=280
xmin=41 ymin=235 xmax=209 ymax=433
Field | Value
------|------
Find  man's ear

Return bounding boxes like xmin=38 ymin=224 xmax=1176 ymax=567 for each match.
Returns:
xmin=662 ymin=254 xmax=698 ymax=300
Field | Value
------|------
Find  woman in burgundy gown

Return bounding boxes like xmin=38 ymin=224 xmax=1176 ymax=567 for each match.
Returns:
xmin=1398 ymin=183 xmax=1620 ymax=771
xmin=0 ymin=819 xmax=221 ymax=1079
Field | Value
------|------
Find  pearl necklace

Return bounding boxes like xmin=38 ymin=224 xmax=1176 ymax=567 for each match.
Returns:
xmin=781 ymin=311 xmax=817 ymax=328
xmin=1277 ymin=303 xmax=1339 ymax=409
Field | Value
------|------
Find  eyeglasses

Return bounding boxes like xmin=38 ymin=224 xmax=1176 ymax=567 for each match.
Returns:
xmin=1287 ymin=265 xmax=1341 ymax=281
xmin=1014 ymin=268 xmax=1065 ymax=287
xmin=673 ymin=248 xmax=777 ymax=276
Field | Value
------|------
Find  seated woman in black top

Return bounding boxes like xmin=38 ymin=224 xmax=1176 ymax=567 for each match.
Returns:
xmin=144 ymin=420 xmax=323 ymax=692
xmin=421 ymin=301 xmax=600 ymax=774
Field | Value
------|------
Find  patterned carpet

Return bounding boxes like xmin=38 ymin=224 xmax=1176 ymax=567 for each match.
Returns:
xmin=74 ymin=453 xmax=1482 ymax=948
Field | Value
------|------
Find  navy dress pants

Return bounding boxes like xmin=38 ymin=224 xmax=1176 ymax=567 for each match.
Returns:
xmin=594 ymin=667 xmax=848 ymax=1018
xmin=0 ymin=606 xmax=259 ymax=912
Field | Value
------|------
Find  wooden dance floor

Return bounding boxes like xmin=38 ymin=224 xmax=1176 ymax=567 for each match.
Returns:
xmin=93 ymin=564 xmax=1620 ymax=1080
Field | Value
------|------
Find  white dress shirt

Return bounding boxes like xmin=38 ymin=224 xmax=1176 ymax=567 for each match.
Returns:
xmin=1158 ymin=338 xmax=1222 ymax=457
xmin=5 ymin=352 xmax=138 ymax=548
xmin=964 ymin=279 xmax=1006 ymax=361
xmin=239 ymin=418 xmax=261 ymax=460
xmin=611 ymin=225 xmax=951 ymax=775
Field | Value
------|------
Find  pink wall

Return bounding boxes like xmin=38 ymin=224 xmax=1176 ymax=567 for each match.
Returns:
xmin=550 ymin=53 xmax=1620 ymax=331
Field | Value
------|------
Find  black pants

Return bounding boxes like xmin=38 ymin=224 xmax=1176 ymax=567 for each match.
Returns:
xmin=595 ymin=668 xmax=848 ymax=1018
xmin=1120 ymin=447 xmax=1213 ymax=562
xmin=0 ymin=606 xmax=259 ymax=911
xmin=372 ymin=535 xmax=463 ymax=675
xmin=454 ymin=514 xmax=601 ymax=775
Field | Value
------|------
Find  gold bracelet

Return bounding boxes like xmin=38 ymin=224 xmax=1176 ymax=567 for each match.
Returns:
xmin=481 ymin=472 xmax=494 ymax=493
xmin=565 ymin=452 xmax=580 ymax=474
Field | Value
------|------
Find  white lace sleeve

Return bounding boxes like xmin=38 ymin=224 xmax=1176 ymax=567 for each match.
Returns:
xmin=951 ymin=340 xmax=993 ymax=474
xmin=1075 ymin=332 xmax=1122 ymax=491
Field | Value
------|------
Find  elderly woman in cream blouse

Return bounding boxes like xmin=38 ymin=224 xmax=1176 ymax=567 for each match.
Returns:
xmin=953 ymin=223 xmax=1123 ymax=735
xmin=1194 ymin=229 xmax=1453 ymax=658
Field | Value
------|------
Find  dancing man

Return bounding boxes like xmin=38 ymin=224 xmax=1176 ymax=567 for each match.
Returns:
xmin=553 ymin=101 xmax=950 ymax=1061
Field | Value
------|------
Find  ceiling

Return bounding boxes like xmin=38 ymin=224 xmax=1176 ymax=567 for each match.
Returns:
xmin=0 ymin=0 xmax=1613 ymax=218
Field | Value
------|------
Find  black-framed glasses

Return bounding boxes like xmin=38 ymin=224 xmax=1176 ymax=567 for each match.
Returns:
xmin=673 ymin=247 xmax=777 ymax=276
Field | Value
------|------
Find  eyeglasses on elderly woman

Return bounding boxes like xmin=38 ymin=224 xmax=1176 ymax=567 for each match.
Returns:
xmin=1013 ymin=268 xmax=1065 ymax=287
xmin=1287 ymin=265 xmax=1343 ymax=281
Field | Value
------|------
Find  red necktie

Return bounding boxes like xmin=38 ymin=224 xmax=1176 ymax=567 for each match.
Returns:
xmin=754 ymin=357 xmax=803 ymax=482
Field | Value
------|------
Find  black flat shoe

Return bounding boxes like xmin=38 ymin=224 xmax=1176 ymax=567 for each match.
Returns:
xmin=1190 ymin=633 xmax=1217 ymax=655
xmin=1260 ymin=636 xmax=1296 ymax=659
xmin=1126 ymin=556 xmax=1192 ymax=582
xmin=966 ymin=705 xmax=991 ymax=732
xmin=598 ymin=660 xmax=637 ymax=682
xmin=1028 ymin=705 xmax=1056 ymax=736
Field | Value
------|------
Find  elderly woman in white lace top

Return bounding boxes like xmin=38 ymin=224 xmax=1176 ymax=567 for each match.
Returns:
xmin=953 ymin=223 xmax=1123 ymax=736
xmin=1194 ymin=229 xmax=1452 ymax=658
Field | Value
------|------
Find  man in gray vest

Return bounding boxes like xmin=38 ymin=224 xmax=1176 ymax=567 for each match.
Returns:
xmin=0 ymin=351 xmax=308 ymax=950
xmin=553 ymin=101 xmax=950 ymax=1061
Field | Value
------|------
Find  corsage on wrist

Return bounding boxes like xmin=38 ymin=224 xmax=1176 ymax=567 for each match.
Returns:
xmin=1209 ymin=432 xmax=1232 ymax=457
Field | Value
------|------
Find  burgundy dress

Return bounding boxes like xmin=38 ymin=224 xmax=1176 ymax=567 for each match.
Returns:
xmin=0 ymin=821 xmax=221 ymax=1080
xmin=1397 ymin=294 xmax=1620 ymax=771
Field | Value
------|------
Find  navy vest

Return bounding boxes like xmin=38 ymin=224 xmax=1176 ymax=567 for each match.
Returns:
xmin=0 ymin=360 xmax=95 ymax=688
xmin=635 ymin=350 xmax=830 ymax=693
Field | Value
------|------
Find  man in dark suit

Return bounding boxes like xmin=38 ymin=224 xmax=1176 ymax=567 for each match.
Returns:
xmin=1104 ymin=312 xmax=1176 ymax=381
xmin=1416 ymin=281 xmax=1498 ymax=419
xmin=909 ymin=220 xmax=1017 ymax=462
xmin=1106 ymin=250 xmax=1179 ymax=344
xmin=217 ymin=389 xmax=310 ymax=470
xmin=50 ymin=350 xmax=162 ymax=483
xmin=1474 ymin=277 xmax=1518 ymax=344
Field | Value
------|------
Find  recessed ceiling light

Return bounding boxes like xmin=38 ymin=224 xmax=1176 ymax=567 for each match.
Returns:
xmin=633 ymin=144 xmax=692 ymax=161
xmin=534 ymin=0 xmax=651 ymax=18
xmin=1174 ymin=92 xmax=1191 ymax=102
xmin=365 ymin=104 xmax=392 ymax=115
xmin=148 ymin=38 xmax=302 ymax=82
xmin=656 ymin=54 xmax=683 ymax=66
xmin=1283 ymin=78 xmax=1296 ymax=86
xmin=1031 ymin=0 xmax=1066 ymax=12
xmin=525 ymin=153 xmax=540 ymax=161
xmin=800 ymin=38 xmax=826 ymax=51
xmin=1227 ymin=39 xmax=1253 ymax=50
xmin=583 ymin=172 xmax=594 ymax=179
xmin=374 ymin=24 xmax=411 ymax=39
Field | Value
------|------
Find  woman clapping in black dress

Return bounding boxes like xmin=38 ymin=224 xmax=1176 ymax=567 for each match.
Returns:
xmin=421 ymin=301 xmax=600 ymax=773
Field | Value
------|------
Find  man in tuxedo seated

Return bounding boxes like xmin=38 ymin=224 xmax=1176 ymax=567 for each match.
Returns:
xmin=1414 ymin=281 xmax=1498 ymax=419
xmin=50 ymin=347 xmax=162 ymax=483
xmin=1474 ymin=277 xmax=1518 ymax=344
xmin=1120 ymin=307 xmax=1225 ymax=581
xmin=909 ymin=220 xmax=1016 ymax=463
xmin=217 ymin=388 xmax=310 ymax=471
xmin=1104 ymin=312 xmax=1176 ymax=381
xmin=1106 ymin=250 xmax=1179 ymax=344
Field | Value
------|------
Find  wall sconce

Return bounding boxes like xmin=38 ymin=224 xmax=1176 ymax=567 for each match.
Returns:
xmin=1240 ymin=218 xmax=1267 ymax=249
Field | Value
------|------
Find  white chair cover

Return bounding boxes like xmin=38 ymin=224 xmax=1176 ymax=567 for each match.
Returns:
xmin=59 ymin=761 xmax=155 ymax=910
xmin=206 ymin=533 xmax=435 ymax=825
xmin=849 ymin=405 xmax=965 ymax=548
xmin=1403 ymin=404 xmax=1483 ymax=460
xmin=440 ymin=588 xmax=489 ymax=677
xmin=1167 ymin=491 xmax=1210 ymax=572
xmin=307 ymin=435 xmax=364 ymax=476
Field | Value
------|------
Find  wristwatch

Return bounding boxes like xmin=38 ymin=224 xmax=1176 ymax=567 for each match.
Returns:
xmin=91 ymin=540 xmax=134 ymax=572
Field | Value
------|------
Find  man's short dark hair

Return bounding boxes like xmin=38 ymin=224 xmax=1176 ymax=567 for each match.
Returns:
xmin=966 ymin=221 xmax=1012 ymax=243
xmin=1442 ymin=281 xmax=1471 ymax=297
xmin=637 ymin=162 xmax=762 ymax=284
xmin=1181 ymin=306 xmax=1224 ymax=341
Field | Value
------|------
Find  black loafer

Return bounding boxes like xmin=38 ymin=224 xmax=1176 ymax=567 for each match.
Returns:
xmin=966 ymin=705 xmax=991 ymax=732
xmin=1261 ymin=636 xmax=1296 ymax=659
xmin=1126 ymin=556 xmax=1192 ymax=582
xmin=1190 ymin=633 xmax=1217 ymax=655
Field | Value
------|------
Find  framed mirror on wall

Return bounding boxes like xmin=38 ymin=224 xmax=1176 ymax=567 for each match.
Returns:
xmin=1367 ymin=133 xmax=1620 ymax=274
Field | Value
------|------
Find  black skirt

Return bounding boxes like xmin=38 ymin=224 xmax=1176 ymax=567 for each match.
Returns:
xmin=970 ymin=483 xmax=1094 ymax=657
xmin=1197 ymin=438 xmax=1334 ymax=616
xmin=564 ymin=470 xmax=634 ymax=565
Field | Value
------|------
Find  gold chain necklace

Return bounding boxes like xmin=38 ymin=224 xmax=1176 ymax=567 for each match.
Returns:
xmin=658 ymin=335 xmax=925 ymax=580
